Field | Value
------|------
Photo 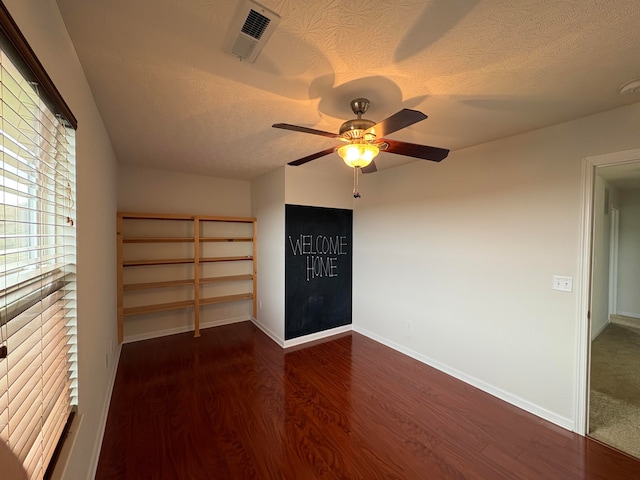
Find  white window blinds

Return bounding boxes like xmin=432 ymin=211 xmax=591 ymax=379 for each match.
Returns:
xmin=0 ymin=46 xmax=77 ymax=480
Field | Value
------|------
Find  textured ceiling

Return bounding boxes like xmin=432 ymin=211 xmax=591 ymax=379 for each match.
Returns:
xmin=55 ymin=0 xmax=640 ymax=180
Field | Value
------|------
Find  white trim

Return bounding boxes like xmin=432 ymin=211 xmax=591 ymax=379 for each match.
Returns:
xmin=590 ymin=318 xmax=609 ymax=340
xmin=250 ymin=318 xmax=355 ymax=349
xmin=585 ymin=148 xmax=640 ymax=167
xmin=576 ymin=147 xmax=640 ymax=435
xmin=353 ymin=325 xmax=574 ymax=431
xmin=283 ymin=325 xmax=352 ymax=349
xmin=84 ymin=343 xmax=122 ymax=480
xmin=123 ymin=316 xmax=252 ymax=344
xmin=575 ymin=156 xmax=594 ymax=434
xmin=250 ymin=318 xmax=284 ymax=346
xmin=613 ymin=311 xmax=640 ymax=319
xmin=608 ymin=206 xmax=619 ymax=318
xmin=54 ymin=343 xmax=122 ymax=480
xmin=610 ymin=314 xmax=640 ymax=329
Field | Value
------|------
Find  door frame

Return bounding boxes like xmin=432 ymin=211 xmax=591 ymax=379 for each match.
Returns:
xmin=608 ymin=205 xmax=619 ymax=319
xmin=576 ymin=147 xmax=640 ymax=435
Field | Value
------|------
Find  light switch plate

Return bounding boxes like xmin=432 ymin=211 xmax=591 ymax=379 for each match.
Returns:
xmin=552 ymin=275 xmax=573 ymax=292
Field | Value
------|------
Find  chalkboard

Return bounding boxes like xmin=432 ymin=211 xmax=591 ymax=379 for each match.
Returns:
xmin=285 ymin=204 xmax=352 ymax=340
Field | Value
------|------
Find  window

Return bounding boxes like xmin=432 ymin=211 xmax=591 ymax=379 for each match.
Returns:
xmin=0 ymin=7 xmax=77 ymax=480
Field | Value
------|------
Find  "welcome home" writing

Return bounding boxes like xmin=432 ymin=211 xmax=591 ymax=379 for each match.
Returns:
xmin=288 ymin=234 xmax=348 ymax=281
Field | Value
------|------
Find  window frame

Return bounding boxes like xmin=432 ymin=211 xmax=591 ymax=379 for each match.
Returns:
xmin=0 ymin=3 xmax=77 ymax=479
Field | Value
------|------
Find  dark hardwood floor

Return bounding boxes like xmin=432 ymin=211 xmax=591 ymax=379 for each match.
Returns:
xmin=96 ymin=321 xmax=640 ymax=479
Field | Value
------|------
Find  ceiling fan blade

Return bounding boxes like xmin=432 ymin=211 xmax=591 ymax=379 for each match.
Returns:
xmin=361 ymin=161 xmax=377 ymax=174
xmin=383 ymin=139 xmax=449 ymax=162
xmin=272 ymin=123 xmax=341 ymax=139
xmin=367 ymin=109 xmax=427 ymax=138
xmin=287 ymin=146 xmax=338 ymax=166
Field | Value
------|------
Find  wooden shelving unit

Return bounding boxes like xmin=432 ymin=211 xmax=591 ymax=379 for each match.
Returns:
xmin=117 ymin=212 xmax=257 ymax=343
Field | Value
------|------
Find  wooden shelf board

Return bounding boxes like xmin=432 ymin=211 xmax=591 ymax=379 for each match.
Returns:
xmin=123 ymin=237 xmax=252 ymax=243
xmin=119 ymin=212 xmax=193 ymax=220
xmin=199 ymin=256 xmax=253 ymax=263
xmin=200 ymin=274 xmax=253 ymax=284
xmin=123 ymin=258 xmax=194 ymax=267
xmin=199 ymin=237 xmax=253 ymax=242
xmin=123 ymin=279 xmax=193 ymax=291
xmin=124 ymin=237 xmax=195 ymax=243
xmin=123 ymin=300 xmax=193 ymax=316
xmin=198 ymin=216 xmax=256 ymax=223
xmin=118 ymin=212 xmax=256 ymax=223
xmin=199 ymin=293 xmax=253 ymax=306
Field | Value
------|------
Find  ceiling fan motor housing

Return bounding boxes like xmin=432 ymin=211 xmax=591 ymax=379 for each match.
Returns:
xmin=339 ymin=97 xmax=376 ymax=141
xmin=339 ymin=118 xmax=376 ymax=140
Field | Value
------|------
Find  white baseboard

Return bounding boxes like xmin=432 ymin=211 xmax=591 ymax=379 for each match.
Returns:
xmin=613 ymin=311 xmax=640 ymax=320
xmin=54 ymin=342 xmax=122 ymax=480
xmin=283 ymin=324 xmax=352 ymax=349
xmin=249 ymin=319 xmax=353 ymax=348
xmin=352 ymin=325 xmax=575 ymax=432
xmin=610 ymin=313 xmax=640 ymax=329
xmin=591 ymin=318 xmax=610 ymax=340
xmin=85 ymin=342 xmax=122 ymax=480
xmin=250 ymin=318 xmax=284 ymax=346
xmin=123 ymin=315 xmax=251 ymax=344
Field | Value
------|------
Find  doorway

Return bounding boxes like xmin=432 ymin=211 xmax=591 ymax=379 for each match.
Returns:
xmin=577 ymin=148 xmax=640 ymax=457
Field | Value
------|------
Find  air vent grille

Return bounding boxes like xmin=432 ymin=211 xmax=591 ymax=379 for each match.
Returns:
xmin=232 ymin=35 xmax=258 ymax=60
xmin=242 ymin=9 xmax=270 ymax=39
xmin=225 ymin=0 xmax=280 ymax=63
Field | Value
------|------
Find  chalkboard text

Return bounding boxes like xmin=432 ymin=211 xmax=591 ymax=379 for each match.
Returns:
xmin=288 ymin=234 xmax=348 ymax=281
xmin=288 ymin=235 xmax=348 ymax=256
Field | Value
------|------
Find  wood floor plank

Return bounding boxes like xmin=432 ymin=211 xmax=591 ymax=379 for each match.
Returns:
xmin=96 ymin=321 xmax=640 ymax=479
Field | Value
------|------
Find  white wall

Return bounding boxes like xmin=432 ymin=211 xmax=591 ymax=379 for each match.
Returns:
xmin=118 ymin=164 xmax=253 ymax=341
xmin=118 ymin=164 xmax=251 ymax=216
xmin=590 ymin=175 xmax=614 ymax=338
xmin=251 ymin=168 xmax=286 ymax=342
xmin=4 ymin=1 xmax=120 ymax=479
xmin=353 ymin=102 xmax=640 ymax=431
xmin=285 ymin=165 xmax=354 ymax=209
xmin=616 ymin=188 xmax=640 ymax=317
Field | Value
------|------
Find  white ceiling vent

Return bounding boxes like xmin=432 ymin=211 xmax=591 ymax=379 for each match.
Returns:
xmin=225 ymin=0 xmax=280 ymax=63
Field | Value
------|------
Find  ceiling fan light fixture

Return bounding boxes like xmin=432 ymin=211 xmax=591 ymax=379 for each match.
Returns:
xmin=338 ymin=143 xmax=379 ymax=168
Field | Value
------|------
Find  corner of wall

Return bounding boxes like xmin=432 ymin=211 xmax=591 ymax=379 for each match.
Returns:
xmin=285 ymin=165 xmax=354 ymax=209
xmin=251 ymin=167 xmax=286 ymax=341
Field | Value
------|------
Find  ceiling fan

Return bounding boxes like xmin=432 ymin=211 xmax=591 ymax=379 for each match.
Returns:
xmin=272 ymin=98 xmax=449 ymax=174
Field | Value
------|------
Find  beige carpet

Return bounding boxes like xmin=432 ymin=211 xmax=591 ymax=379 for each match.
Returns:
xmin=589 ymin=322 xmax=640 ymax=458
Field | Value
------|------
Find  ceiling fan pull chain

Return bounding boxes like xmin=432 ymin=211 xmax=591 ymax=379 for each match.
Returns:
xmin=353 ymin=167 xmax=361 ymax=199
